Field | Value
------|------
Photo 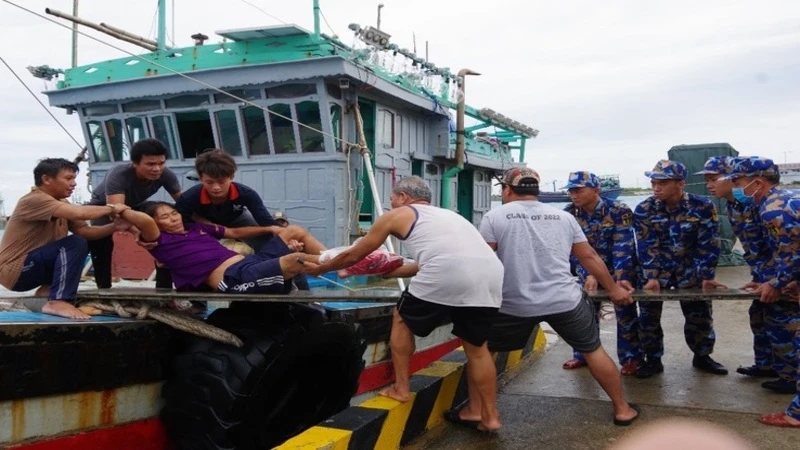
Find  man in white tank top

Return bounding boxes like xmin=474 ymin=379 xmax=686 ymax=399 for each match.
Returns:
xmin=308 ymin=176 xmax=504 ymax=432
xmin=473 ymin=167 xmax=640 ymax=426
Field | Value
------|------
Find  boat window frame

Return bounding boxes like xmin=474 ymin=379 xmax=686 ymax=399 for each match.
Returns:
xmin=147 ymin=113 xmax=182 ymax=160
xmin=77 ymin=80 xmax=344 ymax=163
xmin=207 ymin=105 xmax=246 ymax=157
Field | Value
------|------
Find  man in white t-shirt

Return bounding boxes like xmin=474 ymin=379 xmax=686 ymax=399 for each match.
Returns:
xmin=308 ymin=176 xmax=504 ymax=432
xmin=468 ymin=167 xmax=640 ymax=426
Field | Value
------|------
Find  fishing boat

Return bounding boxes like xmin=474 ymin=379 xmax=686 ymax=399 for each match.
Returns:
xmin=0 ymin=1 xmax=541 ymax=449
xmin=538 ymin=174 xmax=623 ymax=203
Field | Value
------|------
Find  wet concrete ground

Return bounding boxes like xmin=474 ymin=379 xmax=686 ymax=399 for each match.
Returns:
xmin=406 ymin=266 xmax=798 ymax=449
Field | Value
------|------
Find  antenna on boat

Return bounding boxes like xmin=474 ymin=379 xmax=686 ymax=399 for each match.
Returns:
xmin=70 ymin=0 xmax=78 ymax=67
xmin=377 ymin=3 xmax=384 ymax=30
xmin=313 ymin=0 xmax=321 ymax=40
xmin=157 ymin=0 xmax=167 ymax=50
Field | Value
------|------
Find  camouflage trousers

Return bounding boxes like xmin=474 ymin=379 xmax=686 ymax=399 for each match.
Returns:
xmin=638 ymin=300 xmax=715 ymax=359
xmin=572 ymin=301 xmax=642 ymax=365
xmin=761 ymin=301 xmax=800 ymax=382
xmin=786 ymin=328 xmax=800 ymax=420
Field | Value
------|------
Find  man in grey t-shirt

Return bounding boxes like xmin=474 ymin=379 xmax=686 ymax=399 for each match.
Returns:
xmin=87 ymin=139 xmax=182 ymax=289
xmin=453 ymin=167 xmax=640 ymax=428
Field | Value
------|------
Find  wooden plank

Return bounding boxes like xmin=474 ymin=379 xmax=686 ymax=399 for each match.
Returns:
xmin=0 ymin=287 xmax=402 ymax=305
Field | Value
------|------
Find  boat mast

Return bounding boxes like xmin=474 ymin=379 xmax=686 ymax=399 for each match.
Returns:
xmin=312 ymin=0 xmax=321 ymax=41
xmin=157 ymin=0 xmax=167 ymax=50
xmin=71 ymin=0 xmax=79 ymax=67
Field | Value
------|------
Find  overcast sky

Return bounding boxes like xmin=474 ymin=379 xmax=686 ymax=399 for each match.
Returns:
xmin=1 ymin=0 xmax=800 ymax=211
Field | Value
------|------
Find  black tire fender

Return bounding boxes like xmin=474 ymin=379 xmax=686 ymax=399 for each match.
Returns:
xmin=161 ymin=304 xmax=366 ymax=450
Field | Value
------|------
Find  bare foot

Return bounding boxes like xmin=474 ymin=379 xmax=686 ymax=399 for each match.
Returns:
xmin=42 ymin=300 xmax=92 ymax=320
xmin=478 ymin=420 xmax=502 ymax=433
xmin=34 ymin=285 xmax=50 ymax=297
xmin=457 ymin=407 xmax=482 ymax=423
xmin=379 ymin=385 xmax=411 ymax=402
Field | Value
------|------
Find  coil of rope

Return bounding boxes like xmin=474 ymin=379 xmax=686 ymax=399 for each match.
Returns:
xmin=80 ymin=300 xmax=244 ymax=347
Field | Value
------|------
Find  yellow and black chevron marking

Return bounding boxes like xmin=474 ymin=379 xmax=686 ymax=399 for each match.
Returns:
xmin=277 ymin=326 xmax=546 ymax=450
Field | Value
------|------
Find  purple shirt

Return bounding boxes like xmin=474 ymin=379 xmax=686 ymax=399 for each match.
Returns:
xmin=149 ymin=223 xmax=238 ymax=290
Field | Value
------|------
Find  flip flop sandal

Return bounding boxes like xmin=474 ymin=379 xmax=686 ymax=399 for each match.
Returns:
xmin=444 ymin=409 xmax=481 ymax=430
xmin=614 ymin=404 xmax=641 ymax=426
xmin=759 ymin=413 xmax=800 ymax=428
xmin=563 ymin=358 xmax=587 ymax=370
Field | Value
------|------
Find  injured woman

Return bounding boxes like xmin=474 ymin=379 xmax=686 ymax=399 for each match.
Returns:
xmin=118 ymin=201 xmax=324 ymax=294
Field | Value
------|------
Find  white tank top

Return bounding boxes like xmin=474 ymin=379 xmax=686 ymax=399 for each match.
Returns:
xmin=401 ymin=204 xmax=503 ymax=308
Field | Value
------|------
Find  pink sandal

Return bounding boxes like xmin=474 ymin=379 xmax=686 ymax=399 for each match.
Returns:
xmin=759 ymin=413 xmax=800 ymax=428
xmin=562 ymin=358 xmax=587 ymax=370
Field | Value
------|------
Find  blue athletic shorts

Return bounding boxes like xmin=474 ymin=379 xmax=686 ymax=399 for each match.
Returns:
xmin=218 ymin=237 xmax=293 ymax=294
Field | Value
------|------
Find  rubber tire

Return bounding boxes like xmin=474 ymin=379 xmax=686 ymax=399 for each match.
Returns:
xmin=161 ymin=303 xmax=366 ymax=450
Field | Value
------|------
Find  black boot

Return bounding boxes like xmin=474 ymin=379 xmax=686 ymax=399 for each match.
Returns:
xmin=692 ymin=355 xmax=728 ymax=375
xmin=761 ymin=379 xmax=796 ymax=394
xmin=736 ymin=365 xmax=777 ymax=377
xmin=635 ymin=358 xmax=664 ymax=379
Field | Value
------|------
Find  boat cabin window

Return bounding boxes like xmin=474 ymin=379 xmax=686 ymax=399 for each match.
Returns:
xmin=213 ymin=110 xmax=243 ymax=156
xmin=380 ymin=109 xmax=395 ymax=148
xmin=330 ymin=104 xmax=343 ymax=152
xmin=175 ymin=111 xmax=215 ymax=158
xmin=165 ymin=94 xmax=211 ymax=109
xmin=83 ymin=104 xmax=118 ymax=116
xmin=296 ymin=101 xmax=324 ymax=153
xmin=214 ymin=89 xmax=262 ymax=104
xmin=150 ymin=115 xmax=180 ymax=159
xmin=122 ymin=100 xmax=161 ymax=113
xmin=86 ymin=121 xmax=110 ymax=162
xmin=125 ymin=117 xmax=148 ymax=145
xmin=242 ymin=106 xmax=269 ymax=155
xmin=265 ymin=83 xmax=316 ymax=99
xmin=105 ymin=119 xmax=128 ymax=161
xmin=268 ymin=104 xmax=296 ymax=154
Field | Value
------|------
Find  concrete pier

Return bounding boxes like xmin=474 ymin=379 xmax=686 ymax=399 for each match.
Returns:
xmin=407 ymin=266 xmax=798 ymax=449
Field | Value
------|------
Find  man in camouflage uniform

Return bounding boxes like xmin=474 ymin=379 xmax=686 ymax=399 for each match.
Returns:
xmin=633 ymin=160 xmax=728 ymax=378
xmin=725 ymin=156 xmax=800 ymax=428
xmin=701 ymin=156 xmax=797 ymax=394
xmin=561 ymin=171 xmax=643 ymax=376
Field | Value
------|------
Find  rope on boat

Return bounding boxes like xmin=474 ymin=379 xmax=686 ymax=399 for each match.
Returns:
xmin=80 ymin=300 xmax=244 ymax=347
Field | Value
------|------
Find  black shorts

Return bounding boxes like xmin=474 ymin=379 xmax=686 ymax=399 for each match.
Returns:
xmin=488 ymin=296 xmax=601 ymax=353
xmin=397 ymin=290 xmax=498 ymax=347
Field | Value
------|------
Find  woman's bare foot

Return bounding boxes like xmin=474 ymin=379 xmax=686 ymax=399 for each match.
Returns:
xmin=42 ymin=300 xmax=92 ymax=320
xmin=379 ymin=385 xmax=411 ymax=402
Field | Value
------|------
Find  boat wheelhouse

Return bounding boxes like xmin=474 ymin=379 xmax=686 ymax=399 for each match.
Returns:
xmin=43 ymin=17 xmax=536 ymax=248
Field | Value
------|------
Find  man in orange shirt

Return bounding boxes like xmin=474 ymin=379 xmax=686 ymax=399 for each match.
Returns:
xmin=0 ymin=158 xmax=128 ymax=319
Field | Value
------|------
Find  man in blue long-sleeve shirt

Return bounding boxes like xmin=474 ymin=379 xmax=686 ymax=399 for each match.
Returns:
xmin=633 ymin=160 xmax=727 ymax=378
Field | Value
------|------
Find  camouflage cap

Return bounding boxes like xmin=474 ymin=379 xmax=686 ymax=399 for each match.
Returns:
xmin=645 ymin=159 xmax=687 ymax=180
xmin=694 ymin=156 xmax=733 ymax=175
xmin=723 ymin=156 xmax=779 ymax=180
xmin=500 ymin=167 xmax=541 ymax=187
xmin=563 ymin=171 xmax=601 ymax=189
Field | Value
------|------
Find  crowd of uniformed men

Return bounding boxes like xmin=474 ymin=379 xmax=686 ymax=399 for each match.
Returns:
xmin=561 ymin=156 xmax=799 ymax=428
